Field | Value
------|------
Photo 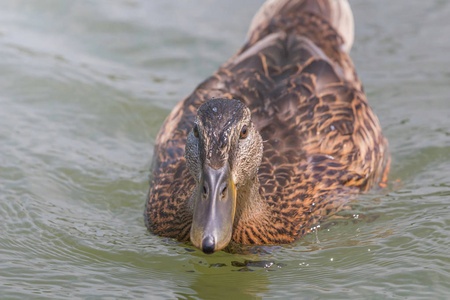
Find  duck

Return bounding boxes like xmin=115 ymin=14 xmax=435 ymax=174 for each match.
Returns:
xmin=145 ymin=0 xmax=390 ymax=254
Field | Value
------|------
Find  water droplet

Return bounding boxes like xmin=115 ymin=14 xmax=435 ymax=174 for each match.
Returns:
xmin=330 ymin=125 xmax=336 ymax=130
xmin=299 ymin=262 xmax=309 ymax=267
xmin=330 ymin=258 xmax=334 ymax=262
xmin=212 ymin=107 xmax=217 ymax=113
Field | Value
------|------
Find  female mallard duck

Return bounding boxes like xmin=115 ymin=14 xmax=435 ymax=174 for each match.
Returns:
xmin=145 ymin=0 xmax=389 ymax=254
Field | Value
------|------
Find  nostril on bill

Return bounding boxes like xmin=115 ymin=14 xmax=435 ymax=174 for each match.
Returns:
xmin=221 ymin=185 xmax=227 ymax=199
xmin=202 ymin=184 xmax=208 ymax=196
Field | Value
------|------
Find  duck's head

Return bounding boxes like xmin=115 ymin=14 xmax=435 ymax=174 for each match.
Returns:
xmin=185 ymin=98 xmax=263 ymax=254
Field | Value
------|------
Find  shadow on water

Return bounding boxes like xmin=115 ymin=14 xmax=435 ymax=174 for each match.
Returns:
xmin=178 ymin=251 xmax=274 ymax=299
xmin=184 ymin=266 xmax=270 ymax=299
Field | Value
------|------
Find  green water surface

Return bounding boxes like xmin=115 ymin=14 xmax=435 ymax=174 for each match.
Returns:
xmin=1 ymin=0 xmax=449 ymax=299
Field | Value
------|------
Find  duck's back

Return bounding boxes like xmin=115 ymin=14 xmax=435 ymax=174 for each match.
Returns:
xmin=146 ymin=0 xmax=389 ymax=242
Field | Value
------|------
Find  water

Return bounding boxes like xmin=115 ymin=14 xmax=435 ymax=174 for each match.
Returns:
xmin=1 ymin=0 xmax=449 ymax=298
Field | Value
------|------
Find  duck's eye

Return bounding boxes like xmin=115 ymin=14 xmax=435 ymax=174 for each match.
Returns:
xmin=193 ymin=124 xmax=199 ymax=138
xmin=239 ymin=125 xmax=248 ymax=139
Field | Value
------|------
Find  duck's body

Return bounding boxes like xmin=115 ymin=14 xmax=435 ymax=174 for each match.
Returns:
xmin=145 ymin=0 xmax=389 ymax=253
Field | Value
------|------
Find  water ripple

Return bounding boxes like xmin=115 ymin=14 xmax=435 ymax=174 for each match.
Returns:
xmin=1 ymin=0 xmax=450 ymax=299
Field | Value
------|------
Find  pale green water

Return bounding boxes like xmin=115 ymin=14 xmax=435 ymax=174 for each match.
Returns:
xmin=1 ymin=0 xmax=449 ymax=299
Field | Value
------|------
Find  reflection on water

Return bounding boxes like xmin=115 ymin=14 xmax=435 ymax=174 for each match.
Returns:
xmin=0 ymin=0 xmax=449 ymax=298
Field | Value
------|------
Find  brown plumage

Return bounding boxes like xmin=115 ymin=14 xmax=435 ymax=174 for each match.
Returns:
xmin=145 ymin=0 xmax=389 ymax=253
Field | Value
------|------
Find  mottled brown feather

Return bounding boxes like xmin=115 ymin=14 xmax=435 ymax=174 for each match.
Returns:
xmin=145 ymin=0 xmax=389 ymax=245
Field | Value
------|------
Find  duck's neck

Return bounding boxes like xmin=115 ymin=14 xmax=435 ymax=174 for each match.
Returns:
xmin=235 ymin=176 xmax=265 ymax=220
xmin=232 ymin=176 xmax=275 ymax=244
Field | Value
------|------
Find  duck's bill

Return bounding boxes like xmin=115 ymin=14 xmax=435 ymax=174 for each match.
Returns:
xmin=190 ymin=164 xmax=236 ymax=254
